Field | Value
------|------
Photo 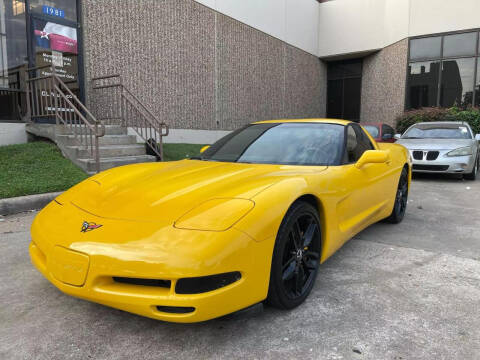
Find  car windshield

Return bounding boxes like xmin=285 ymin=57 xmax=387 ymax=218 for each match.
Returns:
xmin=363 ymin=125 xmax=379 ymax=138
xmin=403 ymin=125 xmax=472 ymax=139
xmin=195 ymin=123 xmax=345 ymax=166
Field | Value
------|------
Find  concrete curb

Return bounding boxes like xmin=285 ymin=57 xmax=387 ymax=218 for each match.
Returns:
xmin=0 ymin=192 xmax=62 ymax=216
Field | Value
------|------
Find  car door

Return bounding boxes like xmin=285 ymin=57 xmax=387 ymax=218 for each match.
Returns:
xmin=335 ymin=123 xmax=393 ymax=241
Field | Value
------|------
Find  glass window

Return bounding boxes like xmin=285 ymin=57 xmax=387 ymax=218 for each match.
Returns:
xmin=0 ymin=0 xmax=27 ymax=120
xmin=403 ymin=123 xmax=472 ymax=139
xmin=410 ymin=37 xmax=442 ymax=60
xmin=407 ymin=61 xmax=440 ymax=109
xmin=363 ymin=125 xmax=380 ymax=139
xmin=475 ymin=60 xmax=480 ymax=106
xmin=343 ymin=77 xmax=361 ymax=121
xmin=443 ymin=32 xmax=477 ymax=57
xmin=200 ymin=123 xmax=346 ymax=166
xmin=440 ymin=58 xmax=475 ymax=107
xmin=327 ymin=79 xmax=342 ymax=118
xmin=382 ymin=125 xmax=394 ymax=136
xmin=327 ymin=59 xmax=362 ymax=121
xmin=328 ymin=60 xmax=362 ymax=80
xmin=0 ymin=0 xmax=27 ymax=89
xmin=29 ymin=0 xmax=77 ymax=22
xmin=344 ymin=124 xmax=374 ymax=163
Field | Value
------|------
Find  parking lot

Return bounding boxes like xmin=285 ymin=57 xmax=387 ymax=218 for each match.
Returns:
xmin=1 ymin=174 xmax=479 ymax=360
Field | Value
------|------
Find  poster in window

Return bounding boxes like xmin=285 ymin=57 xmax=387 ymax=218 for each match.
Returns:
xmin=33 ymin=19 xmax=78 ymax=86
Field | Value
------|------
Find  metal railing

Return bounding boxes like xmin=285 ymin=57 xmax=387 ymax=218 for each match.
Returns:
xmin=25 ymin=65 xmax=105 ymax=173
xmin=91 ymin=74 xmax=169 ymax=160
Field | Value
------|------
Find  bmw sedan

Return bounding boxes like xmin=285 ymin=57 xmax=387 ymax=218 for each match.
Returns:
xmin=396 ymin=122 xmax=480 ymax=180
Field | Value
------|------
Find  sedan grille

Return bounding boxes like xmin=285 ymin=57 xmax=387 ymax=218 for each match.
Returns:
xmin=426 ymin=151 xmax=439 ymax=160
xmin=412 ymin=151 xmax=423 ymax=160
xmin=412 ymin=150 xmax=440 ymax=161
xmin=413 ymin=164 xmax=449 ymax=171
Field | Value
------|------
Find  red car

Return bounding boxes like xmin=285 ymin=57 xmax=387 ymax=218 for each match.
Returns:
xmin=362 ymin=122 xmax=396 ymax=143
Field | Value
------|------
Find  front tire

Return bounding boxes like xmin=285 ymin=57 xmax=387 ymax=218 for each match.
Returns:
xmin=386 ymin=167 xmax=409 ymax=224
xmin=464 ymin=156 xmax=478 ymax=181
xmin=267 ymin=201 xmax=321 ymax=310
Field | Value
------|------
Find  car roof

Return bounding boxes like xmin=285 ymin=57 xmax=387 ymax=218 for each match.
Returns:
xmin=253 ymin=118 xmax=352 ymax=126
xmin=362 ymin=122 xmax=391 ymax=127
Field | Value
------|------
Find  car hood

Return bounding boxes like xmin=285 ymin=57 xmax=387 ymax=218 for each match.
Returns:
xmin=396 ymin=138 xmax=473 ymax=150
xmin=60 ymin=160 xmax=327 ymax=222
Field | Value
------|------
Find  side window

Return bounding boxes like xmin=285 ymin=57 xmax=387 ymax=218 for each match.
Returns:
xmin=344 ymin=124 xmax=374 ymax=163
xmin=382 ymin=125 xmax=394 ymax=136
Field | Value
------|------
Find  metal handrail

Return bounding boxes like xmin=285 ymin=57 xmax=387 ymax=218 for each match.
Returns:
xmin=91 ymin=74 xmax=169 ymax=160
xmin=25 ymin=65 xmax=104 ymax=173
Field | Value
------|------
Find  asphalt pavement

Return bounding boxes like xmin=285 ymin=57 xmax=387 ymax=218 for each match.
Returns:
xmin=1 ymin=173 xmax=479 ymax=360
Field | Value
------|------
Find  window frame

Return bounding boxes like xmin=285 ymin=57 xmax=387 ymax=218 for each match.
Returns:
xmin=406 ymin=28 xmax=480 ymax=109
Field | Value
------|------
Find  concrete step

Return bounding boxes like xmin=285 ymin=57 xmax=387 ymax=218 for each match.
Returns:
xmin=67 ymin=144 xmax=147 ymax=158
xmin=56 ymin=134 xmax=138 ymax=146
xmin=56 ymin=125 xmax=127 ymax=136
xmin=78 ymin=155 xmax=157 ymax=173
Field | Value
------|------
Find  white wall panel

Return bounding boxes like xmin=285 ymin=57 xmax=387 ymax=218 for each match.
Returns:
xmin=193 ymin=0 xmax=320 ymax=56
xmin=409 ymin=0 xmax=480 ymax=37
xmin=0 ymin=123 xmax=27 ymax=146
xmin=194 ymin=0 xmax=215 ymax=10
xmin=318 ymin=0 xmax=408 ymax=58
xmin=216 ymin=0 xmax=286 ymax=42
xmin=285 ymin=0 xmax=319 ymax=55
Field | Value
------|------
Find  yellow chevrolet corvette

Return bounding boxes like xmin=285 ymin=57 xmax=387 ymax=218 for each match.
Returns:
xmin=30 ymin=119 xmax=411 ymax=322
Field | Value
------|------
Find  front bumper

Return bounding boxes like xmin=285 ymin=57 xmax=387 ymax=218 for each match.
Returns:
xmin=409 ymin=151 xmax=476 ymax=174
xmin=30 ymin=201 xmax=274 ymax=323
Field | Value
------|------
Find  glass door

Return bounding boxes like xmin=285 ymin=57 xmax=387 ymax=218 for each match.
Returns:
xmin=28 ymin=0 xmax=82 ymax=122
xmin=0 ymin=0 xmax=28 ymax=121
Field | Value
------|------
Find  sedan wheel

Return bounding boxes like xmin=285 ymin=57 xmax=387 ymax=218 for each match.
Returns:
xmin=267 ymin=201 xmax=321 ymax=309
xmin=464 ymin=157 xmax=478 ymax=181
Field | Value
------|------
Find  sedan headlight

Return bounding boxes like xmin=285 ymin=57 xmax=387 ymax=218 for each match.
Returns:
xmin=446 ymin=146 xmax=473 ymax=157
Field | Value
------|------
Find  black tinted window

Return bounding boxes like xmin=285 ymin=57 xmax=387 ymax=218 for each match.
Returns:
xmin=382 ymin=125 xmax=394 ymax=136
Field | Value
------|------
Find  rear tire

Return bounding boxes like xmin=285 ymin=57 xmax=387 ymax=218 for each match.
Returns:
xmin=267 ymin=201 xmax=321 ymax=310
xmin=464 ymin=156 xmax=478 ymax=181
xmin=386 ymin=167 xmax=409 ymax=224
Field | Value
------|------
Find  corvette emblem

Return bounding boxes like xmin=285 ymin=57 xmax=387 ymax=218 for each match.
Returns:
xmin=81 ymin=221 xmax=102 ymax=233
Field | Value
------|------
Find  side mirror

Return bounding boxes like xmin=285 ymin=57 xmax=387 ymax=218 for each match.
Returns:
xmin=355 ymin=150 xmax=389 ymax=169
xmin=382 ymin=133 xmax=393 ymax=141
xmin=475 ymin=134 xmax=480 ymax=141
xmin=200 ymin=145 xmax=210 ymax=154
xmin=394 ymin=134 xmax=402 ymax=140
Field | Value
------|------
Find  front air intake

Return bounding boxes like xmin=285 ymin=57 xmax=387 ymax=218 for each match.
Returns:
xmin=156 ymin=306 xmax=195 ymax=314
xmin=113 ymin=277 xmax=171 ymax=288
xmin=175 ymin=271 xmax=241 ymax=294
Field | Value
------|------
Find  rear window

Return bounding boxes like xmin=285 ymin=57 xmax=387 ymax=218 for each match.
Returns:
xmin=363 ymin=125 xmax=380 ymax=138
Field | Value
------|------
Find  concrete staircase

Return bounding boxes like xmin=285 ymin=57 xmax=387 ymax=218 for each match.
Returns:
xmin=26 ymin=123 xmax=156 ymax=174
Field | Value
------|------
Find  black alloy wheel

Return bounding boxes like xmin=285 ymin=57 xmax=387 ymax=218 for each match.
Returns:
xmin=267 ymin=201 xmax=321 ymax=309
xmin=386 ymin=167 xmax=409 ymax=224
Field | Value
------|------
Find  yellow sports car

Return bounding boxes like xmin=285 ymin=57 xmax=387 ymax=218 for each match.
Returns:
xmin=30 ymin=119 xmax=411 ymax=323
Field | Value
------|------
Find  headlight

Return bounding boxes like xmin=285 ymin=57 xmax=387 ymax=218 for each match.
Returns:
xmin=446 ymin=146 xmax=473 ymax=157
